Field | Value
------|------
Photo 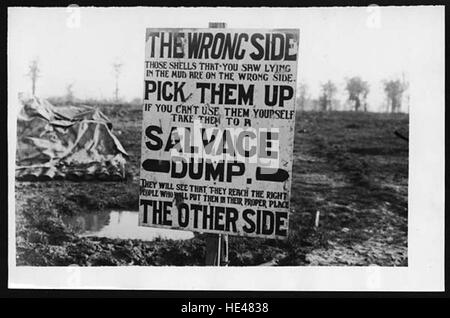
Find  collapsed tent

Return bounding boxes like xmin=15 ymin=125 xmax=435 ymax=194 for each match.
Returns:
xmin=15 ymin=96 xmax=128 ymax=181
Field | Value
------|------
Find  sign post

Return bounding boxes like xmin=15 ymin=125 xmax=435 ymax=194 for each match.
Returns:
xmin=139 ymin=24 xmax=300 ymax=265
xmin=206 ymin=22 xmax=229 ymax=267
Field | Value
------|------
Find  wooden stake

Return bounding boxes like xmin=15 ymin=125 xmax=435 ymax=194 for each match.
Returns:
xmin=217 ymin=234 xmax=222 ymax=266
xmin=205 ymin=233 xmax=219 ymax=265
xmin=314 ymin=210 xmax=320 ymax=228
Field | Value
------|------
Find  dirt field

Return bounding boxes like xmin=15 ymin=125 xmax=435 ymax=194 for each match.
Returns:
xmin=15 ymin=104 xmax=408 ymax=266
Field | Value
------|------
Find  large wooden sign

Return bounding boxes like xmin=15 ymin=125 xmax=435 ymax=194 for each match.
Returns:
xmin=139 ymin=28 xmax=299 ymax=239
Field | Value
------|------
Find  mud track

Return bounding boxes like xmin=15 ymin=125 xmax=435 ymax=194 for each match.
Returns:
xmin=15 ymin=104 xmax=408 ymax=266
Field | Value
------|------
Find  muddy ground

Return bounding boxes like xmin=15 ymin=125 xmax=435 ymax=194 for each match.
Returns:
xmin=15 ymin=104 xmax=408 ymax=266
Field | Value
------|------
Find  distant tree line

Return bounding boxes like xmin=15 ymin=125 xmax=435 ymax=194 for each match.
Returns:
xmin=26 ymin=57 xmax=125 ymax=104
xmin=297 ymin=75 xmax=409 ymax=113
xmin=26 ymin=57 xmax=409 ymax=113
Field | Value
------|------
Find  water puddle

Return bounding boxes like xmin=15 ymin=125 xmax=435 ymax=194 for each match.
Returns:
xmin=62 ymin=210 xmax=194 ymax=241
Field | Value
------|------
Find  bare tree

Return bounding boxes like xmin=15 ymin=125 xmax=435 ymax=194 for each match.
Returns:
xmin=402 ymin=72 xmax=410 ymax=113
xmin=27 ymin=58 xmax=41 ymax=96
xmin=112 ymin=61 xmax=123 ymax=102
xmin=345 ymin=76 xmax=369 ymax=111
xmin=383 ymin=77 xmax=408 ymax=113
xmin=319 ymin=80 xmax=337 ymax=111
xmin=65 ymin=83 xmax=75 ymax=104
xmin=297 ymin=83 xmax=309 ymax=111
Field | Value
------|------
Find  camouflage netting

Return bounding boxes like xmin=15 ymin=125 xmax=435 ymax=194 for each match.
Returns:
xmin=15 ymin=96 xmax=128 ymax=181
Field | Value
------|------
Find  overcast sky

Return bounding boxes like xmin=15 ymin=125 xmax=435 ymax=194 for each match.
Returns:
xmin=8 ymin=6 xmax=444 ymax=112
